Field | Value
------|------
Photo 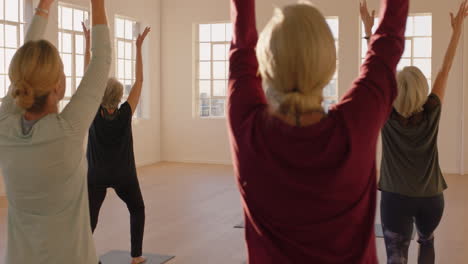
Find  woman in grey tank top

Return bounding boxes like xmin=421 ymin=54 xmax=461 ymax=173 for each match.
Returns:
xmin=362 ymin=1 xmax=468 ymax=263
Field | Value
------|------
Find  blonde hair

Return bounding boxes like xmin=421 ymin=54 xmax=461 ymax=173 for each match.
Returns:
xmin=102 ymin=78 xmax=124 ymax=109
xmin=256 ymin=2 xmax=336 ymax=116
xmin=9 ymin=40 xmax=63 ymax=112
xmin=394 ymin=66 xmax=429 ymax=118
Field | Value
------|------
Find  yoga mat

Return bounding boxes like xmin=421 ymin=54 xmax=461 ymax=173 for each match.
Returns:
xmin=100 ymin=250 xmax=175 ymax=264
xmin=375 ymin=224 xmax=416 ymax=240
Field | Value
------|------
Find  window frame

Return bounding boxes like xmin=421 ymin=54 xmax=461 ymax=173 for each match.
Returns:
xmin=324 ymin=17 xmax=340 ymax=111
xmin=194 ymin=22 xmax=232 ymax=119
xmin=57 ymin=2 xmax=89 ymax=110
xmin=0 ymin=0 xmax=29 ymax=101
xmin=360 ymin=13 xmax=433 ymax=87
xmin=114 ymin=15 xmax=144 ymax=118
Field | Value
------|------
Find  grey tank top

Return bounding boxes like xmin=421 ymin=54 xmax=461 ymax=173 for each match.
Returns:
xmin=379 ymin=94 xmax=448 ymax=197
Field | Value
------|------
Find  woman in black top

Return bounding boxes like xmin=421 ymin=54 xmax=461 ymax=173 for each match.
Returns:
xmin=361 ymin=1 xmax=467 ymax=263
xmin=83 ymin=23 xmax=151 ymax=264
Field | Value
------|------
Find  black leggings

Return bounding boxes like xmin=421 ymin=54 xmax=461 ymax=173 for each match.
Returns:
xmin=89 ymin=182 xmax=145 ymax=258
xmin=380 ymin=191 xmax=444 ymax=264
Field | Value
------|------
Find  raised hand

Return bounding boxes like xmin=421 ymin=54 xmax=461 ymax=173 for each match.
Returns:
xmin=451 ymin=0 xmax=468 ymax=34
xmin=136 ymin=27 xmax=151 ymax=49
xmin=360 ymin=0 xmax=375 ymax=37
xmin=81 ymin=22 xmax=91 ymax=47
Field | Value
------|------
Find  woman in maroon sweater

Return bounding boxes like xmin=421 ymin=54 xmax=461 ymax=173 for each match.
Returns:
xmin=228 ymin=0 xmax=408 ymax=263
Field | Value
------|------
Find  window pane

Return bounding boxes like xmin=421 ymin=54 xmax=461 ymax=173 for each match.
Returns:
xmin=5 ymin=76 xmax=10 ymax=90
xmin=225 ymin=61 xmax=229 ymax=79
xmin=225 ymin=44 xmax=230 ymax=60
xmin=5 ymin=48 xmax=15 ymax=70
xmin=323 ymin=80 xmax=337 ymax=98
xmin=125 ymin=42 xmax=132 ymax=59
xmin=62 ymin=33 xmax=72 ymax=53
xmin=199 ymin=43 xmax=210 ymax=61
xmin=326 ymin=19 xmax=339 ymax=40
xmin=19 ymin=0 xmax=23 ymax=22
xmin=115 ymin=18 xmax=125 ymax=38
xmin=199 ymin=61 xmax=210 ymax=79
xmin=117 ymin=41 xmax=125 ymax=59
xmin=413 ymin=58 xmax=431 ymax=77
xmin=211 ymin=99 xmax=225 ymax=117
xmin=414 ymin=16 xmax=431 ymax=37
xmin=225 ymin=23 xmax=232 ymax=41
xmin=199 ymin=24 xmax=211 ymax=42
xmin=125 ymin=20 xmax=133 ymax=40
xmin=213 ymin=80 xmax=226 ymax=96
xmin=5 ymin=25 xmax=17 ymax=48
xmin=75 ymin=34 xmax=84 ymax=54
xmin=118 ymin=59 xmax=125 ymax=79
xmin=213 ymin=61 xmax=225 ymax=79
xmin=405 ymin=16 xmax=414 ymax=36
xmin=200 ymin=98 xmax=210 ymax=117
xmin=73 ymin=9 xmax=84 ymax=31
xmin=199 ymin=80 xmax=210 ymax=97
xmin=62 ymin=7 xmax=73 ymax=30
xmin=65 ymin=77 xmax=72 ymax=96
xmin=75 ymin=77 xmax=81 ymax=89
xmin=58 ymin=6 xmax=62 ymax=28
xmin=0 ymin=75 xmax=5 ymax=97
xmin=62 ymin=53 xmax=72 ymax=76
xmin=19 ymin=24 xmax=24 ymax=45
xmin=0 ymin=0 xmax=4 ymax=20
xmin=125 ymin=60 xmax=132 ymax=79
xmin=402 ymin=39 xmax=412 ymax=58
xmin=397 ymin=58 xmax=411 ymax=71
xmin=76 ymin=55 xmax=84 ymax=77
xmin=5 ymin=0 xmax=18 ymax=22
xmin=212 ymin=44 xmax=225 ymax=60
xmin=60 ymin=100 xmax=70 ymax=111
xmin=361 ymin=39 xmax=368 ymax=58
xmin=413 ymin=37 xmax=431 ymax=57
xmin=0 ymin=49 xmax=4 ymax=74
xmin=0 ymin=25 xmax=4 ymax=47
xmin=124 ymin=80 xmax=132 ymax=95
xmin=211 ymin=24 xmax=225 ymax=42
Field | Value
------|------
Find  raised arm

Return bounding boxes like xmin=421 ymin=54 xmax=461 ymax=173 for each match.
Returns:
xmin=228 ymin=0 xmax=267 ymax=132
xmin=127 ymin=27 xmax=151 ymax=114
xmin=0 ymin=0 xmax=53 ymax=115
xmin=337 ymin=0 xmax=408 ymax=136
xmin=432 ymin=0 xmax=468 ymax=103
xmin=360 ymin=0 xmax=375 ymax=48
xmin=60 ymin=0 xmax=111 ymax=134
xmin=82 ymin=22 xmax=91 ymax=71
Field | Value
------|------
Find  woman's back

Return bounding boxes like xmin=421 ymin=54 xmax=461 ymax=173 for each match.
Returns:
xmin=380 ymin=94 xmax=448 ymax=197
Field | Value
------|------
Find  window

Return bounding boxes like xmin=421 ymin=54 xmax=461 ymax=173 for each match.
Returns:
xmin=115 ymin=16 xmax=143 ymax=117
xmin=195 ymin=23 xmax=231 ymax=118
xmin=361 ymin=14 xmax=432 ymax=87
xmin=324 ymin=17 xmax=339 ymax=111
xmin=0 ymin=0 xmax=28 ymax=101
xmin=58 ymin=3 xmax=89 ymax=109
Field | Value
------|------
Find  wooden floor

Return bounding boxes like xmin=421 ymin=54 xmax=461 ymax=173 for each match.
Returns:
xmin=0 ymin=162 xmax=467 ymax=263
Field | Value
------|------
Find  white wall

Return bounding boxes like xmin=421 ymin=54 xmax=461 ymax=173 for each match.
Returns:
xmin=161 ymin=0 xmax=468 ymax=174
xmin=0 ymin=0 xmax=161 ymax=195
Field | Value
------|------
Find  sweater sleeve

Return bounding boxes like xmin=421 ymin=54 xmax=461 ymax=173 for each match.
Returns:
xmin=335 ymin=0 xmax=408 ymax=140
xmin=60 ymin=25 xmax=112 ymax=134
xmin=0 ymin=15 xmax=48 ymax=116
xmin=227 ymin=0 xmax=267 ymax=135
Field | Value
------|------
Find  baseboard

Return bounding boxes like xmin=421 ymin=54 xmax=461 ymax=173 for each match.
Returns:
xmin=162 ymin=159 xmax=232 ymax=166
xmin=136 ymin=159 xmax=160 ymax=168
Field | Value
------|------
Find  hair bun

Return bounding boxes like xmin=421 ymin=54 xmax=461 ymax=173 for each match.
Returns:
xmin=12 ymin=79 xmax=35 ymax=110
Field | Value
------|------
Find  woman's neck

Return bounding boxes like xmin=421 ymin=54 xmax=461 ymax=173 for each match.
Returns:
xmin=23 ymin=104 xmax=58 ymax=121
xmin=274 ymin=110 xmax=326 ymax=127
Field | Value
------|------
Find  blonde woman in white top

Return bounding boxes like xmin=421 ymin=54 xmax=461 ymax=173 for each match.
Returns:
xmin=0 ymin=0 xmax=111 ymax=263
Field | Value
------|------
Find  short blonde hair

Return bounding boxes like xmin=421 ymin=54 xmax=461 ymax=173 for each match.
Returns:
xmin=102 ymin=78 xmax=124 ymax=109
xmin=394 ymin=66 xmax=429 ymax=118
xmin=256 ymin=2 xmax=336 ymax=115
xmin=9 ymin=40 xmax=63 ymax=112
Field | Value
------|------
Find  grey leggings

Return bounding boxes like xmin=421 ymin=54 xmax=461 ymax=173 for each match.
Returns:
xmin=380 ymin=191 xmax=444 ymax=264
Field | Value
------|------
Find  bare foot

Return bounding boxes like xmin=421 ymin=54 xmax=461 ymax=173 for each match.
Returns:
xmin=131 ymin=256 xmax=147 ymax=264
